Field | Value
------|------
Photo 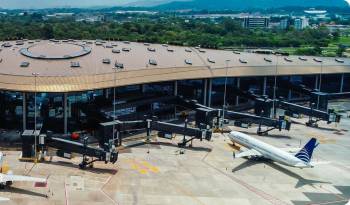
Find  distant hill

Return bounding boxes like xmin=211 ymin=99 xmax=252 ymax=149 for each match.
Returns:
xmin=155 ymin=0 xmax=349 ymax=10
xmin=124 ymin=0 xmax=190 ymax=7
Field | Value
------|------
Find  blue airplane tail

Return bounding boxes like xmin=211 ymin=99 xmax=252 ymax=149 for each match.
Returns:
xmin=295 ymin=138 xmax=319 ymax=163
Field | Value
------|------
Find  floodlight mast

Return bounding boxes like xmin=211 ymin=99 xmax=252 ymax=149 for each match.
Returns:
xmin=32 ymin=72 xmax=39 ymax=161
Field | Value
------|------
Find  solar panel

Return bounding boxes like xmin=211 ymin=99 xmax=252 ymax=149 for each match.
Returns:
xmin=335 ymin=58 xmax=344 ymax=63
xmin=233 ymin=50 xmax=241 ymax=54
xmin=149 ymin=59 xmax=157 ymax=66
xmin=147 ymin=47 xmax=156 ymax=52
xmin=122 ymin=48 xmax=131 ymax=52
xmin=112 ymin=49 xmax=120 ymax=53
xmin=20 ymin=62 xmax=30 ymax=67
xmin=264 ymin=57 xmax=272 ymax=62
xmin=71 ymin=61 xmax=80 ymax=68
xmin=239 ymin=59 xmax=247 ymax=64
xmin=207 ymin=57 xmax=215 ymax=63
xmin=313 ymin=58 xmax=322 ymax=63
xmin=284 ymin=57 xmax=293 ymax=62
xmin=115 ymin=61 xmax=124 ymax=69
xmin=16 ymin=41 xmax=24 ymax=45
xmin=185 ymin=59 xmax=192 ymax=65
xmin=3 ymin=43 xmax=12 ymax=47
xmin=102 ymin=58 xmax=111 ymax=64
xmin=298 ymin=57 xmax=308 ymax=61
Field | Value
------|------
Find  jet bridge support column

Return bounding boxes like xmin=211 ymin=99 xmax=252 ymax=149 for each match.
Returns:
xmin=203 ymin=79 xmax=208 ymax=106
xmin=235 ymin=78 xmax=240 ymax=106
xmin=315 ymin=75 xmax=319 ymax=90
xmin=340 ymin=73 xmax=344 ymax=93
xmin=174 ymin=81 xmax=178 ymax=117
xmin=174 ymin=81 xmax=178 ymax=96
xmin=263 ymin=77 xmax=267 ymax=96
xmin=208 ymin=79 xmax=212 ymax=107
xmin=64 ymin=93 xmax=68 ymax=134
xmin=22 ymin=92 xmax=26 ymax=131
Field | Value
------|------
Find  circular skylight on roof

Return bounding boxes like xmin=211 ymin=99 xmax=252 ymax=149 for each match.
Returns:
xmin=19 ymin=42 xmax=91 ymax=60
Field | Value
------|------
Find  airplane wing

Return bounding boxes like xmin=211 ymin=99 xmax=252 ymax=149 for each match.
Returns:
xmin=2 ymin=174 xmax=46 ymax=183
xmin=234 ymin=148 xmax=262 ymax=158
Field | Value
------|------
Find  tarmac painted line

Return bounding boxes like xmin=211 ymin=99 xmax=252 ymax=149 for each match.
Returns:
xmin=101 ymin=176 xmax=118 ymax=205
xmin=202 ymin=142 xmax=289 ymax=205
xmin=64 ymin=178 xmax=69 ymax=205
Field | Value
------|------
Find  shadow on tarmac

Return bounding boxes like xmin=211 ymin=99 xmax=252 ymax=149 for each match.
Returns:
xmin=232 ymin=159 xmax=330 ymax=188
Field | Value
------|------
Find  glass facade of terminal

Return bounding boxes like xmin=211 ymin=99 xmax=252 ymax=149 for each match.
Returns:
xmin=0 ymin=74 xmax=347 ymax=133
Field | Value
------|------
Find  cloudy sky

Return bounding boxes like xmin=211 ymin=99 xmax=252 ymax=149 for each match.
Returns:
xmin=0 ymin=0 xmax=141 ymax=9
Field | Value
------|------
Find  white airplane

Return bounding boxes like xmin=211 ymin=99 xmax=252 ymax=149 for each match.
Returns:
xmin=228 ymin=131 xmax=319 ymax=168
xmin=0 ymin=152 xmax=47 ymax=201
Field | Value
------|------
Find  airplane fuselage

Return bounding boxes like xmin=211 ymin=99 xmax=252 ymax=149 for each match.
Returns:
xmin=229 ymin=131 xmax=312 ymax=168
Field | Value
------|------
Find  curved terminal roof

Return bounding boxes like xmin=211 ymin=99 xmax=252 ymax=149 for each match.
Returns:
xmin=0 ymin=39 xmax=349 ymax=93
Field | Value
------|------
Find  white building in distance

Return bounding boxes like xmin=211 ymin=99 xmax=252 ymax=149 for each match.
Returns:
xmin=294 ymin=18 xmax=309 ymax=30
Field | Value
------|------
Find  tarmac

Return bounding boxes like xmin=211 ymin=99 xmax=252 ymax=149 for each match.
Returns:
xmin=1 ymin=101 xmax=350 ymax=205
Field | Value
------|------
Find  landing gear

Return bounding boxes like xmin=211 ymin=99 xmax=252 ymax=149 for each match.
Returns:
xmin=306 ymin=119 xmax=319 ymax=128
xmin=178 ymin=136 xmax=196 ymax=148
xmin=78 ymin=156 xmax=98 ymax=169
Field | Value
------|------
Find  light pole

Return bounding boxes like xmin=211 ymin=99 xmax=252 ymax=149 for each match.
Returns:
xmin=112 ymin=67 xmax=117 ymax=142
xmin=272 ymin=54 xmax=280 ymax=119
xmin=112 ymin=64 xmax=123 ymax=144
xmin=317 ymin=60 xmax=323 ymax=110
xmin=222 ymin=60 xmax=230 ymax=126
xmin=32 ymin=72 xmax=39 ymax=160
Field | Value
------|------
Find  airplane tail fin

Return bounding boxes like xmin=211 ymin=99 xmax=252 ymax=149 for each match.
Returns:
xmin=295 ymin=138 xmax=319 ymax=163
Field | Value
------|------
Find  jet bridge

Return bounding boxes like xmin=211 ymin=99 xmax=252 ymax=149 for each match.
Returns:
xmin=175 ymin=98 xmax=291 ymax=135
xmin=276 ymin=100 xmax=341 ymax=127
xmin=98 ymin=117 xmax=212 ymax=148
xmin=223 ymin=84 xmax=341 ymax=127
xmin=21 ymin=130 xmax=118 ymax=169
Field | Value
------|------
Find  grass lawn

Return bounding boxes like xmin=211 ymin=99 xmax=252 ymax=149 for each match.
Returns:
xmin=338 ymin=36 xmax=350 ymax=46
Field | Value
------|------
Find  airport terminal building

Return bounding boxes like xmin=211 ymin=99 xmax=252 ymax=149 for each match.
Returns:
xmin=0 ymin=39 xmax=349 ymax=133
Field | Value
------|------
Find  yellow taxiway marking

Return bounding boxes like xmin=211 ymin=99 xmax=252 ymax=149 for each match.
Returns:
xmin=223 ymin=142 xmax=241 ymax=152
xmin=140 ymin=161 xmax=159 ymax=173
xmin=127 ymin=159 xmax=159 ymax=174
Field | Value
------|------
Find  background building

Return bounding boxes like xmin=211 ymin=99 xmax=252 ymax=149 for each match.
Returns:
xmin=279 ymin=18 xmax=290 ymax=30
xmin=241 ymin=17 xmax=270 ymax=29
xmin=294 ymin=17 xmax=309 ymax=30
